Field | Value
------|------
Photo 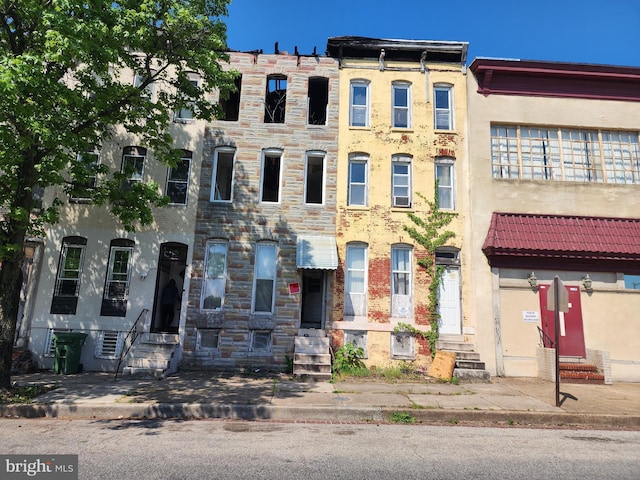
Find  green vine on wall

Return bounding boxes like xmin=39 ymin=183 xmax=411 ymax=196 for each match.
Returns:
xmin=400 ymin=189 xmax=457 ymax=356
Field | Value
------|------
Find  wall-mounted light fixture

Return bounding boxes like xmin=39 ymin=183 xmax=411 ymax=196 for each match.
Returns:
xmin=582 ymin=274 xmax=593 ymax=293
xmin=140 ymin=271 xmax=148 ymax=281
xmin=527 ymin=271 xmax=538 ymax=289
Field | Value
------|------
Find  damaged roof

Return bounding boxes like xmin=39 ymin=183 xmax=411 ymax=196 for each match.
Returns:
xmin=326 ymin=36 xmax=468 ymax=64
xmin=482 ymin=212 xmax=640 ymax=273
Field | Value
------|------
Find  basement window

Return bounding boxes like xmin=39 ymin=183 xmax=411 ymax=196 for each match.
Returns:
xmin=391 ymin=332 xmax=415 ymax=360
xmin=344 ymin=331 xmax=368 ymax=358
xmin=197 ymin=329 xmax=220 ymax=350
xmin=250 ymin=330 xmax=272 ymax=352
xmin=95 ymin=330 xmax=124 ymax=359
xmin=264 ymin=74 xmax=287 ymax=123
xmin=308 ymin=77 xmax=328 ymax=125
xmin=220 ymin=74 xmax=242 ymax=121
xmin=44 ymin=328 xmax=71 ymax=357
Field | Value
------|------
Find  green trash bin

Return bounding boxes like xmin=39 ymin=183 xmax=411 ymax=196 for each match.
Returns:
xmin=53 ymin=332 xmax=88 ymax=374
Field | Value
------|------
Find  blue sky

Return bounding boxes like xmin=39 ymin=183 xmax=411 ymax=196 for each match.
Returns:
xmin=224 ymin=0 xmax=640 ymax=67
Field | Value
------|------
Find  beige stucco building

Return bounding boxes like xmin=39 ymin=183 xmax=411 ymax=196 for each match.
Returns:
xmin=21 ymin=65 xmax=205 ymax=374
xmin=467 ymin=58 xmax=640 ymax=382
xmin=325 ymin=37 xmax=475 ymax=370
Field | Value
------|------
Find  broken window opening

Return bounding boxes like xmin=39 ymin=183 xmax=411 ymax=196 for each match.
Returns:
xmin=261 ymin=151 xmax=282 ymax=202
xmin=308 ymin=77 xmax=328 ymax=125
xmin=305 ymin=153 xmax=325 ymax=204
xmin=264 ymin=75 xmax=287 ymax=124
xmin=220 ymin=74 xmax=242 ymax=121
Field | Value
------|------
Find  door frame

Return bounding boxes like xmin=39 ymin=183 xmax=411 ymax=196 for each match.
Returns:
xmin=300 ymin=269 xmax=326 ymax=329
xmin=151 ymin=242 xmax=188 ymax=333
xmin=538 ymin=283 xmax=586 ymax=358
xmin=436 ymin=248 xmax=462 ymax=336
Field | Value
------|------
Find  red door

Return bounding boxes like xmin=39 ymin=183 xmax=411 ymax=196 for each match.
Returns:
xmin=539 ymin=284 xmax=586 ymax=358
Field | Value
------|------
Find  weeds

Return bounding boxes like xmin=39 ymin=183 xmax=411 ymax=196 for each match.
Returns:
xmin=0 ymin=384 xmax=54 ymax=404
xmin=389 ymin=412 xmax=417 ymax=424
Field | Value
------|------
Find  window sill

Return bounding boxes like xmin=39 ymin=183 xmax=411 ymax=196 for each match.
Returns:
xmin=173 ymin=118 xmax=196 ymax=124
xmin=391 ymin=127 xmax=413 ymax=133
xmin=348 ymin=125 xmax=371 ymax=130
xmin=345 ymin=205 xmax=370 ymax=211
xmin=434 ymin=129 xmax=457 ymax=134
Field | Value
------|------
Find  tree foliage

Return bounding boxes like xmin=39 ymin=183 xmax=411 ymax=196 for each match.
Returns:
xmin=0 ymin=0 xmax=236 ymax=389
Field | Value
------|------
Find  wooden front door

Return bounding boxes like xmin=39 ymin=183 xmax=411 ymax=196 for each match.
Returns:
xmin=539 ymin=284 xmax=586 ymax=357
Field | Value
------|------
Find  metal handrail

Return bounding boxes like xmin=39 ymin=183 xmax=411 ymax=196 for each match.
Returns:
xmin=537 ymin=326 xmax=555 ymax=348
xmin=114 ymin=308 xmax=148 ymax=379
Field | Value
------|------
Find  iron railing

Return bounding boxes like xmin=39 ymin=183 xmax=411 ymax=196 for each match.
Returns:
xmin=537 ymin=326 xmax=555 ymax=348
xmin=114 ymin=308 xmax=148 ymax=379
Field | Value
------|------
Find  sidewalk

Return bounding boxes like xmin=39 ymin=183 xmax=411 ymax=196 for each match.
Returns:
xmin=2 ymin=371 xmax=639 ymax=429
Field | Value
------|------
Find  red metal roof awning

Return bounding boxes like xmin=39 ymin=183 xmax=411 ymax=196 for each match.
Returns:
xmin=482 ymin=213 xmax=640 ymax=273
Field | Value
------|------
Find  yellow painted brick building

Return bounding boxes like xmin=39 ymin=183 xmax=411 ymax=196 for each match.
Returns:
xmin=326 ymin=37 xmax=470 ymax=368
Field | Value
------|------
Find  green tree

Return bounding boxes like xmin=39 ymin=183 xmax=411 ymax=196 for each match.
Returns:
xmin=0 ymin=0 xmax=237 ymax=390
xmin=403 ymin=191 xmax=457 ymax=355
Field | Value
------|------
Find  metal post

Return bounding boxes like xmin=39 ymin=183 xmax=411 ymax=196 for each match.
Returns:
xmin=554 ymin=276 xmax=560 ymax=407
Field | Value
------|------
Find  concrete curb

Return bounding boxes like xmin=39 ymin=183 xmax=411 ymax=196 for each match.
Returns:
xmin=2 ymin=402 xmax=639 ymax=429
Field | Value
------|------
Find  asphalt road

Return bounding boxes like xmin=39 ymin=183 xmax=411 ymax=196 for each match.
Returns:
xmin=1 ymin=419 xmax=639 ymax=480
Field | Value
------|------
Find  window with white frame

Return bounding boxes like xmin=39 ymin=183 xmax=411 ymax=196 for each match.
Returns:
xmin=435 ymin=157 xmax=455 ymax=209
xmin=121 ymin=146 xmax=146 ymax=187
xmin=201 ymin=241 xmax=228 ymax=311
xmin=350 ymin=80 xmax=370 ymax=127
xmin=174 ymin=74 xmax=199 ymax=121
xmin=434 ymin=85 xmax=453 ymax=130
xmin=50 ymin=236 xmax=87 ymax=315
xmin=260 ymin=149 xmax=282 ymax=203
xmin=348 ymin=153 xmax=368 ymax=206
xmin=391 ymin=245 xmax=412 ymax=318
xmin=344 ymin=331 xmax=368 ymax=358
xmin=305 ymin=151 xmax=325 ymax=204
xmin=490 ymin=125 xmax=640 ymax=184
xmin=252 ymin=243 xmax=277 ymax=313
xmin=392 ymin=82 xmax=411 ymax=128
xmin=197 ymin=329 xmax=220 ymax=350
xmin=344 ymin=243 xmax=368 ymax=317
xmin=133 ymin=73 xmax=155 ymax=99
xmin=211 ymin=147 xmax=235 ymax=202
xmin=392 ymin=154 xmax=412 ymax=207
xmin=100 ymin=239 xmax=134 ymax=317
xmin=250 ymin=330 xmax=272 ymax=352
xmin=166 ymin=150 xmax=191 ymax=205
xmin=70 ymin=149 xmax=100 ymax=201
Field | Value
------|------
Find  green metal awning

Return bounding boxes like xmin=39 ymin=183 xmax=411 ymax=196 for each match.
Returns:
xmin=296 ymin=235 xmax=338 ymax=270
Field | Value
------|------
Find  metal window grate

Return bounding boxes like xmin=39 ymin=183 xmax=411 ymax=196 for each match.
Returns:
xmin=95 ymin=331 xmax=123 ymax=359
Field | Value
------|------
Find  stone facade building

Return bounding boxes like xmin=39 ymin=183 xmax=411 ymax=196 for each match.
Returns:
xmin=181 ymin=50 xmax=339 ymax=372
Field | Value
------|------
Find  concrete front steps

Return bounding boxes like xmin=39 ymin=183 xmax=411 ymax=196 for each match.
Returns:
xmin=435 ymin=335 xmax=490 ymax=382
xmin=559 ymin=360 xmax=605 ymax=385
xmin=293 ymin=329 xmax=331 ymax=381
xmin=121 ymin=333 xmax=179 ymax=378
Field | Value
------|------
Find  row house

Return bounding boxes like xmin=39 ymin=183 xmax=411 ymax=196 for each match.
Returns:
xmin=20 ymin=66 xmax=206 ymax=374
xmin=18 ymin=41 xmax=640 ymax=384
xmin=467 ymin=59 xmax=640 ymax=382
xmin=180 ymin=50 xmax=340 ymax=374
xmin=324 ymin=37 xmax=475 ymax=371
